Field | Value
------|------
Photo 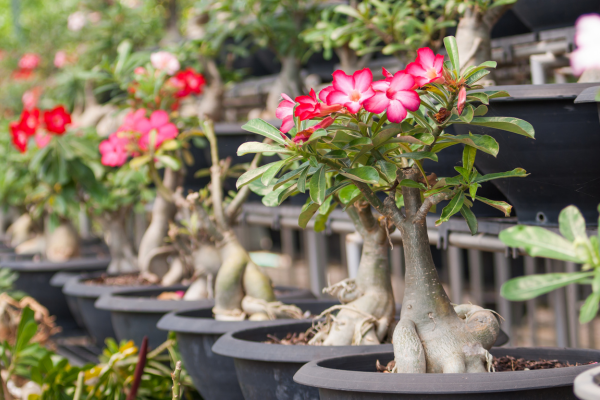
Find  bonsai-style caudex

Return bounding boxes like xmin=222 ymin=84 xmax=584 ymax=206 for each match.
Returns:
xmin=238 ymin=36 xmax=534 ymax=372
xmin=311 ymin=201 xmax=395 ymax=346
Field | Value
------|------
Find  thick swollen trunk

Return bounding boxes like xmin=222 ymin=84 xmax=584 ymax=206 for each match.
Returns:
xmin=391 ymin=169 xmax=499 ymax=373
xmin=102 ymin=210 xmax=137 ymax=274
xmin=335 ymin=45 xmax=372 ymax=74
xmin=455 ymin=5 xmax=512 ymax=85
xmin=311 ymin=204 xmax=395 ymax=346
xmin=197 ymin=59 xmax=225 ymax=121
xmin=138 ymin=168 xmax=180 ymax=278
xmin=45 ymin=222 xmax=79 ymax=262
xmin=265 ymin=55 xmax=303 ymax=117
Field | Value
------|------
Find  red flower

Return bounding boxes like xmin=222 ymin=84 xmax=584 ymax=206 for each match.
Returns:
xmin=43 ymin=106 xmax=72 ymax=134
xmin=10 ymin=122 xmax=28 ymax=153
xmin=326 ymin=68 xmax=375 ymax=113
xmin=276 ymin=93 xmax=295 ymax=133
xmin=18 ymin=53 xmax=40 ymax=70
xmin=99 ymin=133 xmax=131 ymax=167
xmin=405 ymin=47 xmax=445 ymax=87
xmin=318 ymin=86 xmax=335 ymax=104
xmin=12 ymin=69 xmax=32 ymax=81
xmin=364 ymin=71 xmax=420 ymax=123
xmin=172 ymin=68 xmax=205 ymax=98
xmin=293 ymin=117 xmax=335 ymax=144
xmin=19 ymin=109 xmax=40 ymax=136
xmin=457 ymin=86 xmax=467 ymax=115
xmin=295 ymin=88 xmax=343 ymax=121
xmin=137 ymin=110 xmax=179 ymax=151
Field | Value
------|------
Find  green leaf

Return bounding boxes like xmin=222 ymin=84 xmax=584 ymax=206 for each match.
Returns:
xmin=340 ymin=166 xmax=380 ymax=184
xmin=129 ymin=155 xmax=151 ymax=169
xmin=474 ymin=105 xmax=488 ymax=116
xmin=396 ymin=151 xmax=438 ymax=161
xmin=325 ymin=150 xmax=348 ymax=159
xmin=559 ymin=205 xmax=587 ymax=242
xmin=156 ymin=155 xmax=181 ymax=171
xmin=297 ymin=166 xmax=310 ymax=193
xmin=334 ymin=4 xmax=363 ymax=19
xmin=466 ymin=70 xmax=490 ymax=85
xmin=460 ymin=204 xmax=478 ymax=235
xmin=462 ymin=145 xmax=476 ymax=173
xmin=309 ymin=166 xmax=326 ymax=205
xmin=377 ymin=160 xmax=397 ymax=183
xmin=261 ymin=159 xmax=287 ymax=186
xmin=463 ymin=61 xmax=497 ymax=78
xmin=459 ymin=104 xmax=474 ymax=123
xmin=466 ymin=92 xmax=490 ymax=105
xmin=274 ymin=163 xmax=308 ymax=189
xmin=338 ymin=184 xmax=360 ymax=205
xmin=399 ymin=179 xmax=426 ymax=190
xmin=581 ymin=292 xmax=600 ymax=323
xmin=237 ymin=141 xmax=290 ymax=156
xmin=372 ymin=125 xmax=402 ymax=147
xmin=443 ymin=133 xmax=498 ymax=157
xmin=501 ymin=272 xmax=593 ymax=302
xmin=499 ymin=225 xmax=580 ymax=262
xmin=436 ymin=191 xmax=465 ymax=225
xmin=314 ymin=201 xmax=338 ymax=232
xmin=298 ymin=201 xmax=320 ymax=229
xmin=443 ymin=36 xmax=460 ymax=73
xmin=472 ymin=168 xmax=528 ymax=183
xmin=456 ymin=117 xmax=535 ymax=139
xmin=262 ymin=182 xmax=295 ymax=207
xmin=475 ymin=195 xmax=512 ymax=217
xmin=486 ymin=90 xmax=510 ymax=99
xmin=237 ymin=162 xmax=275 ymax=189
xmin=346 ymin=137 xmax=372 ymax=148
xmin=241 ymin=119 xmax=287 ymax=145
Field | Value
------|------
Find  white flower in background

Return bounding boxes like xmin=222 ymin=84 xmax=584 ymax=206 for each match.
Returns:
xmin=571 ymin=14 xmax=600 ymax=75
xmin=54 ymin=51 xmax=67 ymax=68
xmin=68 ymin=11 xmax=87 ymax=32
xmin=150 ymin=51 xmax=180 ymax=75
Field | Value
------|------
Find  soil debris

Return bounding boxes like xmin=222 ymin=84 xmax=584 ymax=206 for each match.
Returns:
xmin=84 ymin=273 xmax=156 ymax=286
xmin=264 ymin=331 xmax=315 ymax=345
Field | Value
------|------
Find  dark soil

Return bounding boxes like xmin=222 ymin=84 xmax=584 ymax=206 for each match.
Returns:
xmin=374 ymin=356 xmax=598 ymax=373
xmin=264 ymin=330 xmax=315 ymax=345
xmin=84 ymin=273 xmax=155 ymax=286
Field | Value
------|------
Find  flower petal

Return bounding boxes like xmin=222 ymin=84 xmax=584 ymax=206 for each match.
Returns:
xmin=363 ymin=92 xmax=390 ymax=114
xmin=387 ymin=100 xmax=408 ymax=123
xmin=416 ymin=47 xmax=435 ymax=68
xmin=332 ymin=70 xmax=354 ymax=94
xmin=319 ymin=86 xmax=335 ymax=103
xmin=372 ymin=80 xmax=391 ymax=92
xmin=353 ymin=68 xmax=373 ymax=92
xmin=150 ymin=110 xmax=170 ymax=127
xmin=433 ymin=54 xmax=444 ymax=71
xmin=327 ymin=91 xmax=351 ymax=106
xmin=389 ymin=72 xmax=416 ymax=93
xmin=345 ymin=102 xmax=362 ymax=113
xmin=280 ymin=116 xmax=294 ymax=133
xmin=393 ymin=90 xmax=420 ymax=112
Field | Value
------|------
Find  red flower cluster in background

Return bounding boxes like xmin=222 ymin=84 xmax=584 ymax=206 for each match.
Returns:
xmin=171 ymin=68 xmax=206 ymax=98
xmin=99 ymin=109 xmax=178 ymax=167
xmin=9 ymin=105 xmax=72 ymax=153
xmin=275 ymin=47 xmax=455 ymax=143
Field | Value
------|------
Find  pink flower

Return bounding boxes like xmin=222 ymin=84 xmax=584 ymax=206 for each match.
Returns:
xmin=382 ymin=67 xmax=394 ymax=79
xmin=326 ymin=68 xmax=375 ymax=113
xmin=364 ymin=71 xmax=420 ymax=123
xmin=293 ymin=116 xmax=335 ymax=144
xmin=68 ymin=11 xmax=87 ymax=31
xmin=137 ymin=110 xmax=179 ymax=151
xmin=276 ymin=93 xmax=295 ymax=133
xmin=405 ymin=48 xmax=445 ymax=87
xmin=318 ymin=86 xmax=335 ymax=104
xmin=571 ymin=14 xmax=600 ymax=75
xmin=54 ymin=51 xmax=67 ymax=68
xmin=34 ymin=130 xmax=52 ymax=149
xmin=118 ymin=109 xmax=148 ymax=133
xmin=18 ymin=53 xmax=40 ymax=70
xmin=134 ymin=67 xmax=146 ymax=75
xmin=100 ymin=133 xmax=131 ymax=167
xmin=457 ymin=87 xmax=467 ymax=115
xmin=150 ymin=51 xmax=180 ymax=75
xmin=22 ymin=88 xmax=41 ymax=110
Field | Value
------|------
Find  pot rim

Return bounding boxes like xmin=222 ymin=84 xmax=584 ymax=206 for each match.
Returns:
xmin=574 ymin=364 xmax=600 ymax=400
xmin=157 ymin=300 xmax=340 ymax=335
xmin=0 ymin=257 xmax=110 ymax=272
xmin=62 ymin=271 xmax=158 ymax=298
xmin=212 ymin=321 xmax=393 ymax=363
xmin=478 ymin=83 xmax=600 ymax=102
xmin=94 ymin=285 xmax=212 ymax=314
xmin=293 ymin=348 xmax=600 ymax=394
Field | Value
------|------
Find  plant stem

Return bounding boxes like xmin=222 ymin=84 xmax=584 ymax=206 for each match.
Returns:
xmin=171 ymin=361 xmax=182 ymax=400
xmin=73 ymin=371 xmax=84 ymax=400
xmin=126 ymin=336 xmax=148 ymax=400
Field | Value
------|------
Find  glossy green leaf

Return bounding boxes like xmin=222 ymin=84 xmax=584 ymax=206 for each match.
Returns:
xmin=462 ymin=145 xmax=476 ymax=173
xmin=274 ymin=163 xmax=308 ymax=189
xmin=372 ymin=125 xmax=402 ymax=147
xmin=306 ymin=129 xmax=329 ymax=143
xmin=444 ymin=36 xmax=460 ymax=72
xmin=396 ymin=151 xmax=438 ymax=161
xmin=340 ymin=166 xmax=380 ymax=184
xmin=237 ymin=162 xmax=275 ymax=189
xmin=262 ymin=182 xmax=295 ymax=207
xmin=475 ymin=195 xmax=512 ymax=217
xmin=474 ymin=105 xmax=488 ymax=116
xmin=472 ymin=168 xmax=528 ymax=183
xmin=237 ymin=141 xmax=290 ymax=156
xmin=399 ymin=179 xmax=426 ymax=190
xmin=460 ymin=204 xmax=478 ymax=235
xmin=465 ymin=69 xmax=490 ymax=85
xmin=436 ymin=191 xmax=465 ymax=225
xmin=338 ymin=184 xmax=360 ymax=205
xmin=559 ymin=205 xmax=587 ymax=242
xmin=459 ymin=104 xmax=475 ymax=123
xmin=346 ymin=137 xmax=372 ymax=148
xmin=309 ymin=166 xmax=326 ymax=205
xmin=298 ymin=201 xmax=320 ymax=229
xmin=456 ymin=117 xmax=535 ymax=139
xmin=501 ymin=272 xmax=593 ymax=301
xmin=261 ymin=159 xmax=287 ymax=186
xmin=466 ymin=92 xmax=490 ymax=105
xmin=580 ymin=292 xmax=600 ymax=323
xmin=241 ymin=119 xmax=287 ymax=145
xmin=297 ymin=166 xmax=310 ymax=193
xmin=443 ymin=133 xmax=499 ymax=157
xmin=499 ymin=225 xmax=580 ymax=262
xmin=314 ymin=200 xmax=338 ymax=232
xmin=325 ymin=150 xmax=348 ymax=159
xmin=156 ymin=155 xmax=181 ymax=171
xmin=377 ymin=160 xmax=397 ymax=183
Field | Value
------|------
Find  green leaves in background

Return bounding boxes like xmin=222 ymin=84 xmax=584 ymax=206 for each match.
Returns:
xmin=501 ymin=272 xmax=594 ymax=301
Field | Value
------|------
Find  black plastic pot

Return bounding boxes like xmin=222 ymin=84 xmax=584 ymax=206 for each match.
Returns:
xmin=453 ymin=83 xmax=600 ymax=225
xmin=94 ymin=284 xmax=314 ymax=349
xmin=212 ymin=321 xmax=509 ymax=400
xmin=0 ymin=258 xmax=109 ymax=331
xmin=512 ymin=0 xmax=600 ymax=31
xmin=156 ymin=299 xmax=339 ymax=400
xmin=294 ymin=347 xmax=600 ymax=400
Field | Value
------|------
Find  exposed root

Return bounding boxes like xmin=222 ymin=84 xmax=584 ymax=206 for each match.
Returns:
xmin=241 ymin=296 xmax=304 ymax=320
xmin=322 ymin=278 xmax=361 ymax=304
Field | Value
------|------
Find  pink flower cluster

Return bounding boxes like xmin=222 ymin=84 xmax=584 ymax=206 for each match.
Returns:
xmin=99 ymin=109 xmax=178 ymax=167
xmin=571 ymin=14 xmax=600 ymax=75
xmin=276 ymin=48 xmax=444 ymax=143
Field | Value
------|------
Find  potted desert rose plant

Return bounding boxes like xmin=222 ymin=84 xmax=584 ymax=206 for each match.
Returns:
xmin=220 ymin=36 xmax=600 ymax=399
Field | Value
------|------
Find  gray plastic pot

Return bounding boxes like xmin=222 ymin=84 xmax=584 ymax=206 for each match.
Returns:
xmin=0 ymin=258 xmax=109 ymax=331
xmin=294 ymin=348 xmax=600 ymax=400
xmin=212 ymin=321 xmax=509 ymax=400
xmin=574 ymin=365 xmax=600 ymax=400
xmin=156 ymin=299 xmax=338 ymax=400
